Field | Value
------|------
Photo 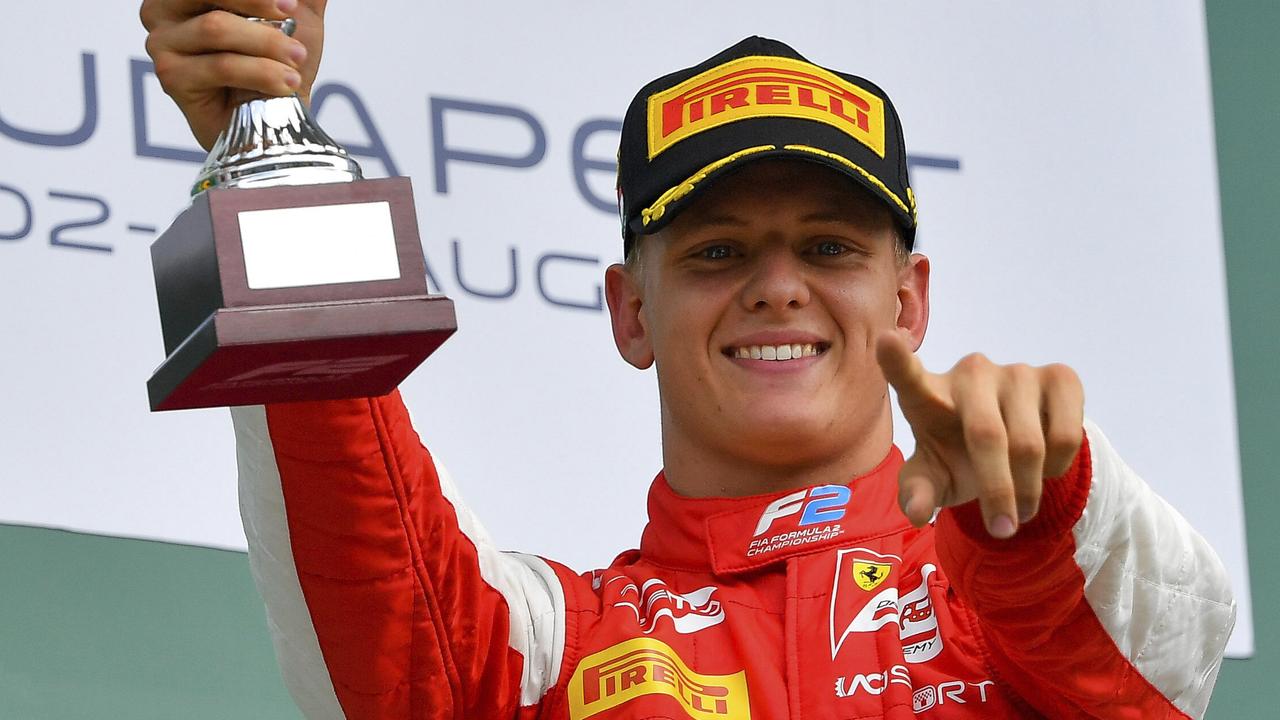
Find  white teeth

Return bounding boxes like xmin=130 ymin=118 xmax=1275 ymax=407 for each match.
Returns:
xmin=732 ymin=343 xmax=822 ymax=361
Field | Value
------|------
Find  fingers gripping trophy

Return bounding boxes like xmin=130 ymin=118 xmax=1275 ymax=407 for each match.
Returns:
xmin=147 ymin=17 xmax=455 ymax=411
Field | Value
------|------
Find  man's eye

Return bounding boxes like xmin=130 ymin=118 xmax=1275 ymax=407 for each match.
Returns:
xmin=700 ymin=245 xmax=735 ymax=260
xmin=813 ymin=240 xmax=848 ymax=256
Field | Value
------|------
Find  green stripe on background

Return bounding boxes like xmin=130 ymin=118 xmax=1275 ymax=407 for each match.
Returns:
xmin=0 ymin=524 xmax=300 ymax=719
xmin=1202 ymin=0 xmax=1280 ymax=714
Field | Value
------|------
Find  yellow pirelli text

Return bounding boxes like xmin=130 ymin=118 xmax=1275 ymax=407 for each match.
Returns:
xmin=646 ymin=56 xmax=886 ymax=160
xmin=568 ymin=637 xmax=752 ymax=720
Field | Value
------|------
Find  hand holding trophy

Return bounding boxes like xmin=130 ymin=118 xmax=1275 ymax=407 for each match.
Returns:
xmin=147 ymin=16 xmax=455 ymax=411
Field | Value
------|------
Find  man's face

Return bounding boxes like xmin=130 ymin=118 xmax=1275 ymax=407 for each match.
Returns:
xmin=606 ymin=159 xmax=930 ymax=473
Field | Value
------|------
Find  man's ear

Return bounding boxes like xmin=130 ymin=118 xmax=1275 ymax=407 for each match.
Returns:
xmin=896 ymin=254 xmax=930 ymax=351
xmin=605 ymin=263 xmax=655 ymax=369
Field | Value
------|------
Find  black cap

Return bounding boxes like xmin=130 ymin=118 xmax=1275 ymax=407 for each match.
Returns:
xmin=617 ymin=36 xmax=916 ymax=256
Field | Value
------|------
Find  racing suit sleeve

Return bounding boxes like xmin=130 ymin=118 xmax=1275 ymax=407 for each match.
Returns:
xmin=934 ymin=419 xmax=1236 ymax=719
xmin=230 ymin=392 xmax=571 ymax=720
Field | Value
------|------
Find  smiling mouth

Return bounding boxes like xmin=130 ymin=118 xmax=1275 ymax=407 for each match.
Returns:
xmin=724 ymin=343 xmax=829 ymax=361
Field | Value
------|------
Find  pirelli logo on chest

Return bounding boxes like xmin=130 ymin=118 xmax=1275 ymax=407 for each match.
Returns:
xmin=569 ymin=637 xmax=751 ymax=719
xmin=647 ymin=56 xmax=887 ymax=159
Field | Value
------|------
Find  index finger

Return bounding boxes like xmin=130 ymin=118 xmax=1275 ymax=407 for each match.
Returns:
xmin=142 ymin=0 xmax=293 ymax=29
xmin=875 ymin=329 xmax=930 ymax=402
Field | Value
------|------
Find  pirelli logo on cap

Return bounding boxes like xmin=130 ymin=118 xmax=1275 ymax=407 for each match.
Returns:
xmin=647 ymin=56 xmax=886 ymax=159
xmin=568 ymin=637 xmax=751 ymax=720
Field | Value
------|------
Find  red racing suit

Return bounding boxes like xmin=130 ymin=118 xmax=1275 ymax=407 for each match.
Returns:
xmin=230 ymin=392 xmax=1234 ymax=719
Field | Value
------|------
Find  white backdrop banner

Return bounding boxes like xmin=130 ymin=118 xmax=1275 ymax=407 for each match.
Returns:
xmin=0 ymin=1 xmax=1251 ymax=656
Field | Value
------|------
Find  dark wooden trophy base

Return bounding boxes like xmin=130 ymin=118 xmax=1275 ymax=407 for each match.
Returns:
xmin=148 ymin=177 xmax=456 ymax=411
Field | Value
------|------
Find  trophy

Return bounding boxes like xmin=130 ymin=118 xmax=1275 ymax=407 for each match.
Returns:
xmin=147 ymin=18 xmax=455 ymax=411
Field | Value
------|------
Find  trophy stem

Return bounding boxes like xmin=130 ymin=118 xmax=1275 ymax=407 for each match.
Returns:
xmin=193 ymin=94 xmax=363 ymax=195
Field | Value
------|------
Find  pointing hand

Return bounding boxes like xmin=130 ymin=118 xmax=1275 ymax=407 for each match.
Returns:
xmin=875 ymin=330 xmax=1085 ymax=539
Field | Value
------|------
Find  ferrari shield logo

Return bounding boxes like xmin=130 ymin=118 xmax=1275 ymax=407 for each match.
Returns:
xmin=852 ymin=561 xmax=891 ymax=591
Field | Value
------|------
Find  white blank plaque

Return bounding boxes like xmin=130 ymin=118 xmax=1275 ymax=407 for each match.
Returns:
xmin=238 ymin=201 xmax=401 ymax=289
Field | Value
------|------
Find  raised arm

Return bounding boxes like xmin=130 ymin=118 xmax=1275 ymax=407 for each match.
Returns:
xmin=140 ymin=5 xmax=577 ymax=715
xmin=232 ymin=395 xmax=571 ymax=719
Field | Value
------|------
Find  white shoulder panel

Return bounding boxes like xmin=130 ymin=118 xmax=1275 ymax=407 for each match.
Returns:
xmin=1073 ymin=420 xmax=1236 ymax=719
xmin=433 ymin=460 xmax=568 ymax=706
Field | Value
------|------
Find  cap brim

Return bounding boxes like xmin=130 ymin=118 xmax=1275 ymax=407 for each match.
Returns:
xmin=627 ymin=146 xmax=916 ymax=244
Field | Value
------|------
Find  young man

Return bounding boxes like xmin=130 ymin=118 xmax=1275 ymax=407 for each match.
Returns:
xmin=141 ymin=1 xmax=1236 ymax=718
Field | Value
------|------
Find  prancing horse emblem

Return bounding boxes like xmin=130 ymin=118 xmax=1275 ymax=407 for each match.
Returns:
xmin=852 ymin=561 xmax=892 ymax=591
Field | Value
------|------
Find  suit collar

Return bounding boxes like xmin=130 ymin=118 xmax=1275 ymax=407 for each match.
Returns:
xmin=639 ymin=447 xmax=907 ymax=574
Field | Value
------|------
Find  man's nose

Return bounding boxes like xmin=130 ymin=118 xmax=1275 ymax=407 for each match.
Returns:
xmin=740 ymin=248 xmax=811 ymax=312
